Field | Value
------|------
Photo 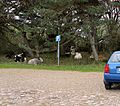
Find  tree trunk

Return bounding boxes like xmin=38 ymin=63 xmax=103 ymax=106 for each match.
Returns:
xmin=21 ymin=32 xmax=34 ymax=57
xmin=35 ymin=45 xmax=40 ymax=57
xmin=89 ymin=26 xmax=99 ymax=62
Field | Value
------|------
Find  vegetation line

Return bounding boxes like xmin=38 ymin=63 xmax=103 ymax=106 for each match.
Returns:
xmin=0 ymin=63 xmax=105 ymax=72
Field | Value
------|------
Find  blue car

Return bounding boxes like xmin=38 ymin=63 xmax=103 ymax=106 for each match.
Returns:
xmin=104 ymin=51 xmax=120 ymax=90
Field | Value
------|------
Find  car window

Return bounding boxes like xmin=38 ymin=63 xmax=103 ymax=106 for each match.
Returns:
xmin=109 ymin=53 xmax=120 ymax=62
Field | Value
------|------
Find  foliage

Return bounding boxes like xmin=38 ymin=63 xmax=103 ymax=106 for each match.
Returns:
xmin=0 ymin=0 xmax=119 ymax=63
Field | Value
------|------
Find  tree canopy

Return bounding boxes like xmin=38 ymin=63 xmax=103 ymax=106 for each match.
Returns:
xmin=0 ymin=0 xmax=120 ymax=62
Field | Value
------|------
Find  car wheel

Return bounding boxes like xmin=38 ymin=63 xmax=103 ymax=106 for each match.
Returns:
xmin=104 ymin=83 xmax=112 ymax=90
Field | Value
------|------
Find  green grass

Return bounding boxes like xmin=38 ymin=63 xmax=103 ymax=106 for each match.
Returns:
xmin=0 ymin=62 xmax=105 ymax=72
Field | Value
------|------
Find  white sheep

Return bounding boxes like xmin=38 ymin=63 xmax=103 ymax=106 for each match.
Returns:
xmin=74 ymin=52 xmax=82 ymax=59
xmin=90 ymin=55 xmax=94 ymax=59
xmin=28 ymin=57 xmax=43 ymax=65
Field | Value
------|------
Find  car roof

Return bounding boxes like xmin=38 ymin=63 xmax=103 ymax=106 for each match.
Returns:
xmin=113 ymin=51 xmax=120 ymax=54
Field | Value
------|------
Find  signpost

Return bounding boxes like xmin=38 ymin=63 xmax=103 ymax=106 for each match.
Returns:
xmin=56 ymin=35 xmax=61 ymax=66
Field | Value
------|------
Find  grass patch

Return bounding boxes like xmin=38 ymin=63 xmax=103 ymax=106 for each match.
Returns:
xmin=0 ymin=62 xmax=105 ymax=72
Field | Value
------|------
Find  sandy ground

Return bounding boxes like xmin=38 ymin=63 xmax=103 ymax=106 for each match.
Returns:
xmin=0 ymin=69 xmax=120 ymax=106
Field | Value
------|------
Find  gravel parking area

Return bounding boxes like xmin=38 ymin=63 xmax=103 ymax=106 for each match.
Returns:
xmin=0 ymin=69 xmax=120 ymax=106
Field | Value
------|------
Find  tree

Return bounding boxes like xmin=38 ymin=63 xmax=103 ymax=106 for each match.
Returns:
xmin=99 ymin=0 xmax=120 ymax=52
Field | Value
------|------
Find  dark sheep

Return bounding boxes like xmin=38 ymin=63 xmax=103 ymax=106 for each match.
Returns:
xmin=14 ymin=52 xmax=26 ymax=62
xmin=5 ymin=52 xmax=15 ymax=59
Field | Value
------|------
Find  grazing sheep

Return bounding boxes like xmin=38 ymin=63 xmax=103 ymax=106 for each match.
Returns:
xmin=90 ymin=55 xmax=94 ymax=59
xmin=28 ymin=57 xmax=43 ymax=65
xmin=14 ymin=52 xmax=26 ymax=62
xmin=6 ymin=52 xmax=15 ymax=59
xmin=74 ymin=52 xmax=82 ymax=59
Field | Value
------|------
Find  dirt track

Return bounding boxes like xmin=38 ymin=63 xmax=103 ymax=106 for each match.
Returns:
xmin=0 ymin=69 xmax=120 ymax=106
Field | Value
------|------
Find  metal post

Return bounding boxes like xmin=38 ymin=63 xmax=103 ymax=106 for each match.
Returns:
xmin=57 ymin=41 xmax=60 ymax=66
xmin=56 ymin=35 xmax=60 ymax=66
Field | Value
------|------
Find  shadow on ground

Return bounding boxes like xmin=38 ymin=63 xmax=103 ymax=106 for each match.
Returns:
xmin=111 ymin=84 xmax=120 ymax=90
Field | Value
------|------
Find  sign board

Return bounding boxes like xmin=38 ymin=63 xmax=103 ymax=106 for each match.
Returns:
xmin=56 ymin=35 xmax=61 ymax=42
